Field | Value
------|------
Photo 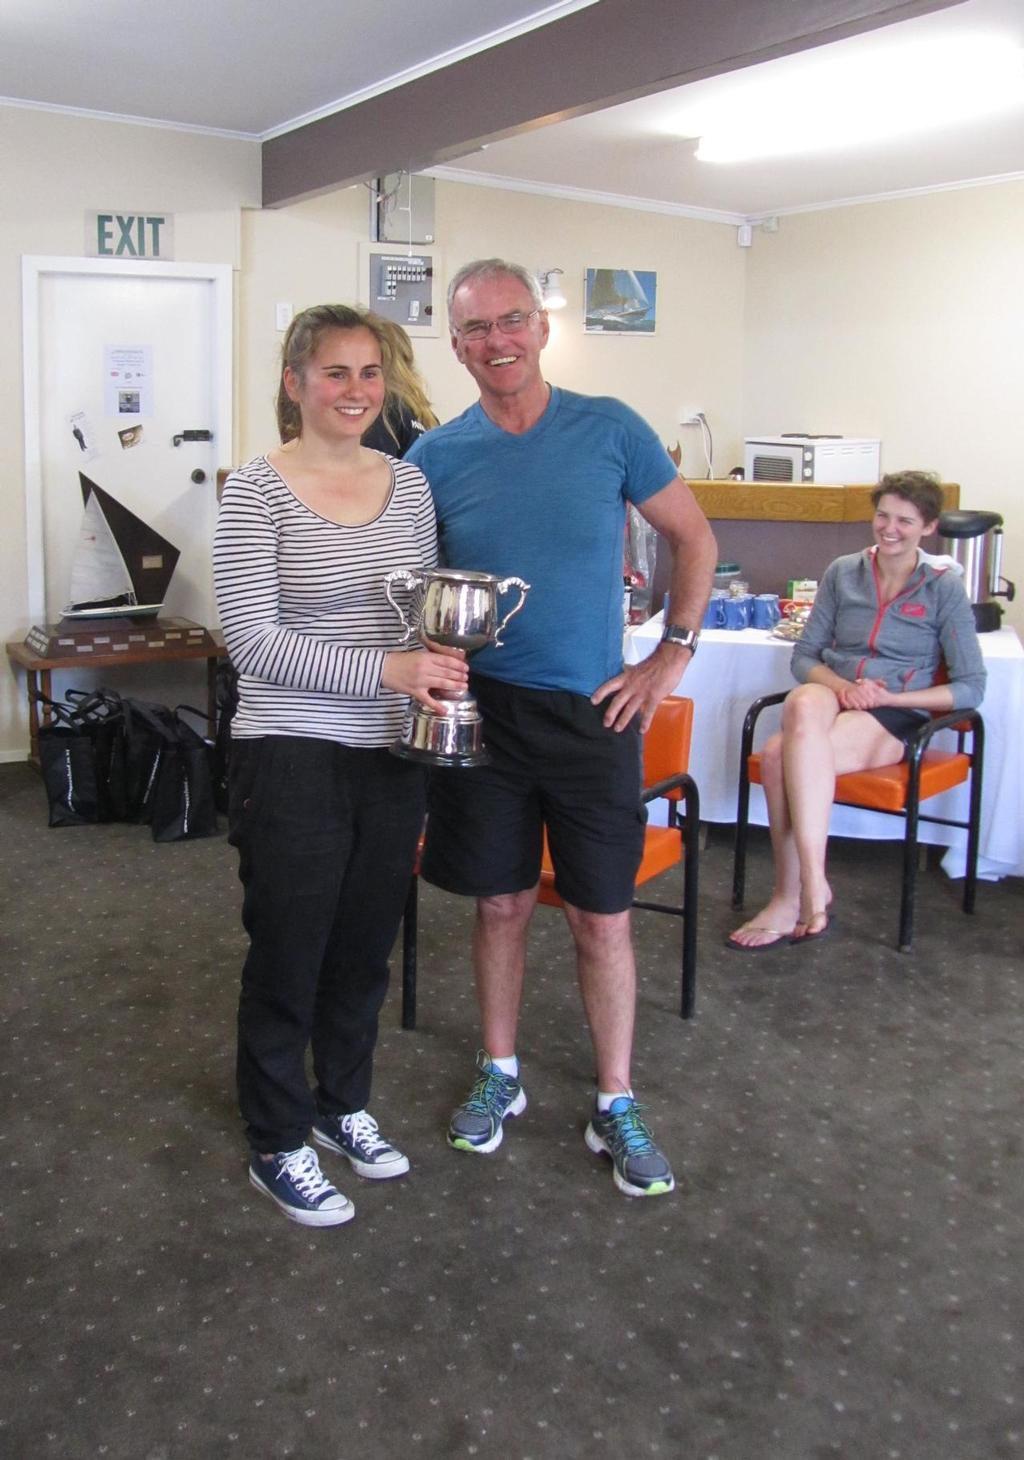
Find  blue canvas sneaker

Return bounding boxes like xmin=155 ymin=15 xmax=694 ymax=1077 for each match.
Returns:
xmin=585 ymin=1096 xmax=676 ymax=1197
xmin=249 ymin=1144 xmax=355 ymax=1226
xmin=312 ymin=1110 xmax=410 ymax=1179
xmin=448 ymin=1049 xmax=527 ymax=1153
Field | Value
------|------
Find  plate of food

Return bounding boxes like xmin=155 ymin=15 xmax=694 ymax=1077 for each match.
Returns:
xmin=772 ymin=604 xmax=812 ymax=641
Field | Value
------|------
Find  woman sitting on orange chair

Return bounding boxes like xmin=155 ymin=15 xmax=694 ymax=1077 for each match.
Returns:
xmin=727 ymin=470 xmax=985 ymax=951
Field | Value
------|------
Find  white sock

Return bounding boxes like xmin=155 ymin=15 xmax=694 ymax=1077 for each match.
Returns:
xmin=488 ymin=1053 xmax=519 ymax=1078
xmin=596 ymin=1089 xmax=633 ymax=1112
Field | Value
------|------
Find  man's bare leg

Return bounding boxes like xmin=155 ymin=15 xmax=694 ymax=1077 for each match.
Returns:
xmin=561 ymin=904 xmax=635 ymax=1092
xmin=447 ymin=888 xmax=537 ymax=1155
xmin=562 ymin=903 xmax=675 ymax=1196
xmin=473 ymin=887 xmax=538 ymax=1057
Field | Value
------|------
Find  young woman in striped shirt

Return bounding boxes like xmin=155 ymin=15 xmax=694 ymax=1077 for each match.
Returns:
xmin=214 ymin=304 xmax=466 ymax=1226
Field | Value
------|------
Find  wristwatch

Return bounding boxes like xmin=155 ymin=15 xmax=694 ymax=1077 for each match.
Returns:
xmin=660 ymin=623 xmax=700 ymax=654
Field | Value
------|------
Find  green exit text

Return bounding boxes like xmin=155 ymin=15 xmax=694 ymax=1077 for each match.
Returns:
xmin=86 ymin=212 xmax=175 ymax=260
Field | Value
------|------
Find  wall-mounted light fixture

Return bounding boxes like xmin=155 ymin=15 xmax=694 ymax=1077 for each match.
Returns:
xmin=538 ymin=268 xmax=567 ymax=311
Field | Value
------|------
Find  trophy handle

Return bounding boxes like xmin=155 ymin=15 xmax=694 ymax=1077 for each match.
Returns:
xmin=492 ymin=576 xmax=531 ymax=647
xmin=384 ymin=568 xmax=424 ymax=644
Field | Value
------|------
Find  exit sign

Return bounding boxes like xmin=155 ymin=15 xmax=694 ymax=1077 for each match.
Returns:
xmin=85 ymin=212 xmax=175 ymax=260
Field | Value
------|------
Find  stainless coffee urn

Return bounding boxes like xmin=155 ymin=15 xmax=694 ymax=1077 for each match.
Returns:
xmin=937 ymin=509 xmax=1016 ymax=632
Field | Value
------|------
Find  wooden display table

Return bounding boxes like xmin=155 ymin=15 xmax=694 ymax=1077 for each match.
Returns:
xmin=6 ymin=618 xmax=225 ymax=767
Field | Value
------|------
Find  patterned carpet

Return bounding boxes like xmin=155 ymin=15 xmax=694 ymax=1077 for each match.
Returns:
xmin=1 ymin=761 xmax=1021 ymax=1460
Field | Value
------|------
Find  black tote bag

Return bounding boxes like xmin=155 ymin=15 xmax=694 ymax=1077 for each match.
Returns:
xmin=37 ymin=692 xmax=126 ymax=826
xmin=119 ymin=698 xmax=177 ymax=824
xmin=64 ymin=689 xmax=130 ymax=822
xmin=144 ymin=704 xmax=220 ymax=843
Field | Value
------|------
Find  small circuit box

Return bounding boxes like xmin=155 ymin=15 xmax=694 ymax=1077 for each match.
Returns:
xmin=366 ymin=248 xmax=436 ymax=333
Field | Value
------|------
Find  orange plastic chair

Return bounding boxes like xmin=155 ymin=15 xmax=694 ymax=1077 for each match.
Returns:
xmin=731 ymin=690 xmax=984 ymax=952
xmin=536 ymin=694 xmax=700 ymax=1018
xmin=399 ymin=694 xmax=701 ymax=1028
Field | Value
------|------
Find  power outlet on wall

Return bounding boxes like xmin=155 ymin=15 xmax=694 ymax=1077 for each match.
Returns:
xmin=679 ymin=407 xmax=703 ymax=425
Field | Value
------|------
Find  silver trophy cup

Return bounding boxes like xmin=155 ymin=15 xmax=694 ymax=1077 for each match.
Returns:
xmin=384 ymin=567 xmax=530 ymax=766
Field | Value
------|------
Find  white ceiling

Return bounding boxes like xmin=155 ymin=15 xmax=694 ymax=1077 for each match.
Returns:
xmin=436 ymin=0 xmax=1024 ymax=219
xmin=0 ymin=0 xmax=601 ymax=135
xmin=2 ymin=0 xmax=1022 ymax=219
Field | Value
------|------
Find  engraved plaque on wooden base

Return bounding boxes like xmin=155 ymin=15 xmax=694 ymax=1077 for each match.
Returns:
xmin=24 ymin=617 xmax=218 ymax=659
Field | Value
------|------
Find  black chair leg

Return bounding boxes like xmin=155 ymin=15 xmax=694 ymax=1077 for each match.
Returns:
xmin=732 ymin=692 xmax=788 ymax=912
xmin=681 ymin=789 xmax=700 ymax=1020
xmin=401 ymin=876 xmax=418 ymax=1030
xmin=963 ymin=721 xmax=984 ymax=914
xmin=898 ymin=792 xmax=922 ymax=954
xmin=732 ymin=766 xmax=751 ymax=909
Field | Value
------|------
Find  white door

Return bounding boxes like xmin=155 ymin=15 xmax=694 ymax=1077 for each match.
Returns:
xmin=21 ymin=257 xmax=232 ymax=710
xmin=24 ymin=256 xmax=232 ymax=628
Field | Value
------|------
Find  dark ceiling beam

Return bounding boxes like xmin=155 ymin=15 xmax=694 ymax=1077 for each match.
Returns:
xmin=262 ymin=0 xmax=963 ymax=207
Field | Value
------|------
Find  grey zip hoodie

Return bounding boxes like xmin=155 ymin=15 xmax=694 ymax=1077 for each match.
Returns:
xmin=791 ymin=548 xmax=986 ymax=711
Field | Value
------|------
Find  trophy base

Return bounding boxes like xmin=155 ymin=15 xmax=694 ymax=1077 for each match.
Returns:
xmin=389 ymin=742 xmax=490 ymax=769
xmin=391 ymin=697 xmax=490 ymax=768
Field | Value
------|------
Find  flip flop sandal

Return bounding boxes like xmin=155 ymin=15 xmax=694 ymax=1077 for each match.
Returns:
xmin=789 ymin=911 xmax=834 ymax=944
xmin=725 ymin=926 xmax=792 ymax=953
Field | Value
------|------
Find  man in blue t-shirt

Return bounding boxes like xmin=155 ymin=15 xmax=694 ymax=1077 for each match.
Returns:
xmin=407 ymin=258 xmax=716 ymax=1198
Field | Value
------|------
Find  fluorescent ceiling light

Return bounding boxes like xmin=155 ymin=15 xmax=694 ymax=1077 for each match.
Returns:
xmin=675 ymin=37 xmax=1024 ymax=164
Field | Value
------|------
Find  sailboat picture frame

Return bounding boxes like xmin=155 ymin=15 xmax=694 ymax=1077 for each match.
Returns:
xmin=583 ymin=268 xmax=657 ymax=335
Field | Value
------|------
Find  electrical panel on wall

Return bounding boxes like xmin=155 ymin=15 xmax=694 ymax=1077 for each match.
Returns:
xmin=359 ymin=244 xmax=439 ymax=337
xmin=370 ymin=173 xmax=435 ymax=245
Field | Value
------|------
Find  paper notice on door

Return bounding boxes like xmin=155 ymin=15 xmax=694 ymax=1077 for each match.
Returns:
xmin=104 ymin=345 xmax=154 ymax=417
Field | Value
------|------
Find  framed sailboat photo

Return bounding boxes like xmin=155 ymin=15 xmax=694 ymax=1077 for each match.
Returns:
xmin=584 ymin=269 xmax=657 ymax=335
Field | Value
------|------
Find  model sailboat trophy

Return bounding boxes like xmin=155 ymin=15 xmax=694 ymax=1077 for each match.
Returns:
xmin=66 ymin=473 xmax=179 ymax=617
xmin=25 ymin=473 xmax=214 ymax=657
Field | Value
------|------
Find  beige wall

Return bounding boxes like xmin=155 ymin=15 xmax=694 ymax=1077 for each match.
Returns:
xmin=0 ymin=106 xmax=260 ymax=757
xmin=238 ymin=179 xmax=747 ymax=479
xmin=238 ymin=186 xmax=368 ymax=460
xmin=743 ymin=182 xmax=1024 ymax=631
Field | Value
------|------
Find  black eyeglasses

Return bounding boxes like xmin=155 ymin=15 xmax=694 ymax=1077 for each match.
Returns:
xmin=452 ymin=309 xmax=541 ymax=342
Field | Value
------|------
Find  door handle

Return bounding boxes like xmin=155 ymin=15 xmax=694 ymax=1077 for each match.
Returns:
xmin=172 ymin=429 xmax=213 ymax=446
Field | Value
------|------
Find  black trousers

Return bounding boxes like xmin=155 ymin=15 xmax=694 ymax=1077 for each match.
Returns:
xmin=228 ymin=736 xmax=425 ymax=1154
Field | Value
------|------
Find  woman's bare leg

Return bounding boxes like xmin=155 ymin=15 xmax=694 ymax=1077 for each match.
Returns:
xmin=785 ymin=695 xmax=905 ymax=934
xmin=729 ymin=731 xmax=803 ymax=947
xmin=780 ymin=686 xmax=844 ymax=928
xmin=729 ymin=687 xmax=904 ymax=946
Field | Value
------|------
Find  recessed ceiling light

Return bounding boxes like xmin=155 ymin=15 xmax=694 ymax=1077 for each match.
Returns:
xmin=671 ymin=37 xmax=1024 ymax=164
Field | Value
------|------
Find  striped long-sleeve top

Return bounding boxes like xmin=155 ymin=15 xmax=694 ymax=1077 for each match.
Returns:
xmin=212 ymin=453 xmax=437 ymax=746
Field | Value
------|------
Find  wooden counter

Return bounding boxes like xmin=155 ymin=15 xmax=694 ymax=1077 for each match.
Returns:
xmin=657 ymin=480 xmax=962 ymax=599
xmin=691 ymin=480 xmax=959 ymax=523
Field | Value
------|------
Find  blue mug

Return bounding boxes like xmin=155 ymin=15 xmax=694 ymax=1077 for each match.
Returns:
xmin=702 ymin=595 xmax=726 ymax=629
xmin=722 ymin=595 xmax=753 ymax=630
xmin=752 ymin=593 xmax=781 ymax=630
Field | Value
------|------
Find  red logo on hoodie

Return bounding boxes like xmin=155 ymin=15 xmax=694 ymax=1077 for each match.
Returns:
xmin=900 ymin=603 xmax=926 ymax=617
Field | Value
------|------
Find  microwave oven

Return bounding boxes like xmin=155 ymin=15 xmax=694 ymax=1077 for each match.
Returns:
xmin=744 ymin=436 xmax=881 ymax=484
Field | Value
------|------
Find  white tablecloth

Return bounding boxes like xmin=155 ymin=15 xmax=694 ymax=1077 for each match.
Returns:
xmin=625 ymin=618 xmax=1024 ymax=880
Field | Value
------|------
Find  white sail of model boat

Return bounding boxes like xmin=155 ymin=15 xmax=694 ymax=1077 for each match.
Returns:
xmin=63 ymin=475 xmax=180 ymax=619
